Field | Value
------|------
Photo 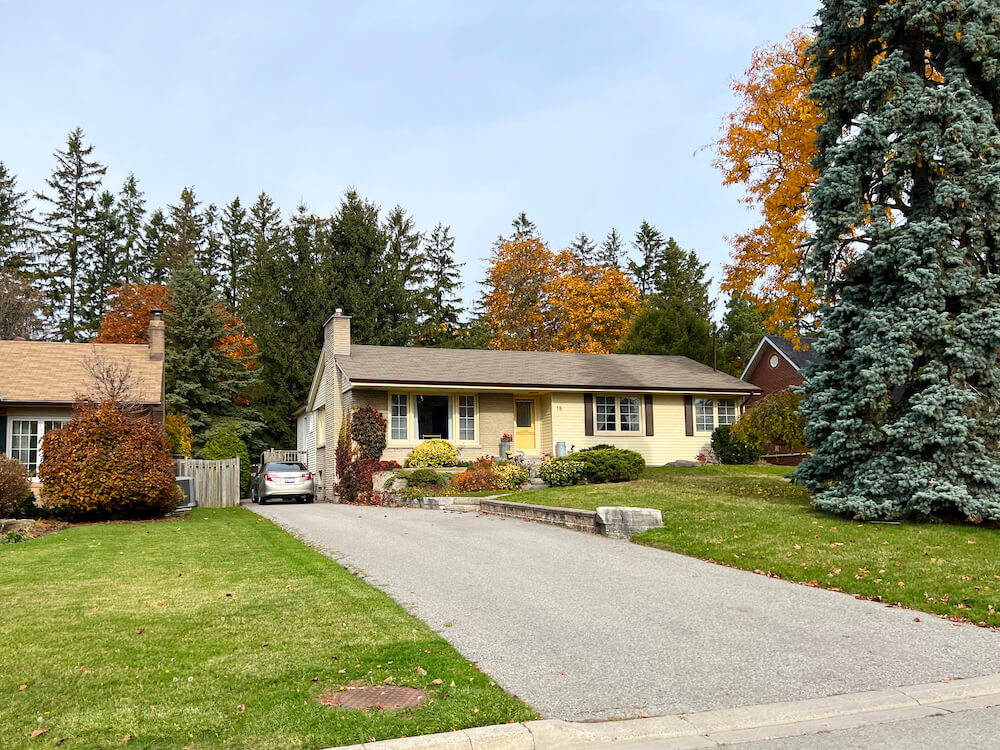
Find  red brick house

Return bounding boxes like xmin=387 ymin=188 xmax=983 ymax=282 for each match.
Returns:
xmin=740 ymin=336 xmax=818 ymax=406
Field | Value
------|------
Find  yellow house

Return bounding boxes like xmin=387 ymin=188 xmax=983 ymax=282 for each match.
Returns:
xmin=297 ymin=312 xmax=759 ymax=500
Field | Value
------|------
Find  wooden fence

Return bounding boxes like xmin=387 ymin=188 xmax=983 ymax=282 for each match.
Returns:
xmin=174 ymin=457 xmax=241 ymax=508
xmin=261 ymin=450 xmax=308 ymax=467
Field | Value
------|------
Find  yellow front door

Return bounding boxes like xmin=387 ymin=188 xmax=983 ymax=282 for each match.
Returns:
xmin=515 ymin=400 xmax=536 ymax=450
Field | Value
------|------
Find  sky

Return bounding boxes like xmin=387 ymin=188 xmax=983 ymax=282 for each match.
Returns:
xmin=0 ymin=1 xmax=819 ymax=318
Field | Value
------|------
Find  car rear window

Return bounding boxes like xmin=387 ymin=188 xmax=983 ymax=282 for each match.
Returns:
xmin=265 ymin=462 xmax=307 ymax=472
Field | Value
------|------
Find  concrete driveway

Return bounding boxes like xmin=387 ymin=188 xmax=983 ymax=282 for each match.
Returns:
xmin=249 ymin=502 xmax=1000 ymax=722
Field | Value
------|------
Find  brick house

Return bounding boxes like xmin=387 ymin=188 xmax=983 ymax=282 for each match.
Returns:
xmin=740 ymin=335 xmax=818 ymax=407
xmin=296 ymin=312 xmax=760 ymax=500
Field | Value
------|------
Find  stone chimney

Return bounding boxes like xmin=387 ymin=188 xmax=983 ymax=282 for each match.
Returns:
xmin=324 ymin=309 xmax=351 ymax=356
xmin=148 ymin=308 xmax=165 ymax=361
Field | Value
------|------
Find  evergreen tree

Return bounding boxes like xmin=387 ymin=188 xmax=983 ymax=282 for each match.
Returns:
xmin=494 ymin=211 xmax=539 ymax=248
xmin=220 ymin=197 xmax=250 ymax=309
xmin=597 ymin=227 xmax=624 ymax=269
xmin=569 ymin=232 xmax=597 ymax=266
xmin=717 ymin=294 xmax=769 ymax=376
xmin=0 ymin=273 xmax=44 ymax=340
xmin=627 ymin=220 xmax=666 ymax=298
xmin=653 ymin=237 xmax=712 ymax=319
xmin=165 ymin=257 xmax=258 ymax=440
xmin=618 ymin=297 xmax=713 ymax=364
xmin=798 ymin=0 xmax=1000 ymax=521
xmin=117 ymin=174 xmax=146 ymax=283
xmin=79 ymin=190 xmax=126 ymax=337
xmin=143 ymin=209 xmax=170 ymax=283
xmin=0 ymin=162 xmax=35 ymax=274
xmin=158 ymin=186 xmax=205 ymax=278
xmin=35 ymin=127 xmax=107 ymax=341
xmin=199 ymin=202 xmax=223 ymax=284
xmin=382 ymin=205 xmax=423 ymax=344
xmin=416 ymin=222 xmax=464 ymax=345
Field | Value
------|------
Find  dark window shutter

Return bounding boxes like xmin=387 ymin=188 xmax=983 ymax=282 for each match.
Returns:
xmin=0 ymin=415 xmax=6 ymax=455
xmin=684 ymin=395 xmax=694 ymax=437
xmin=644 ymin=395 xmax=654 ymax=436
xmin=583 ymin=393 xmax=594 ymax=436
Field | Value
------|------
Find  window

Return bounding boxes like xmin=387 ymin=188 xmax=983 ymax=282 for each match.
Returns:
xmin=459 ymin=395 xmax=475 ymax=441
xmin=595 ymin=396 xmax=616 ymax=431
xmin=695 ymin=398 xmax=715 ymax=432
xmin=416 ymin=395 xmax=450 ymax=439
xmin=391 ymin=394 xmax=408 ymax=440
xmin=619 ymin=397 xmax=640 ymax=431
xmin=316 ymin=407 xmax=326 ymax=446
xmin=718 ymin=399 xmax=737 ymax=426
xmin=10 ymin=419 xmax=67 ymax=478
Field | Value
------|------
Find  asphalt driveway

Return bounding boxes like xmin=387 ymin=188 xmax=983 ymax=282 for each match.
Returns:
xmin=249 ymin=502 xmax=1000 ymax=721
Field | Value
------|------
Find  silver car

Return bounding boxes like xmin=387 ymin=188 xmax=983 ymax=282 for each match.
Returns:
xmin=251 ymin=462 xmax=315 ymax=504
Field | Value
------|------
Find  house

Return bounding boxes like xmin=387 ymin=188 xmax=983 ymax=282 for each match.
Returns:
xmin=297 ymin=312 xmax=759 ymax=499
xmin=740 ymin=335 xmax=818 ymax=407
xmin=0 ymin=312 xmax=166 ymax=484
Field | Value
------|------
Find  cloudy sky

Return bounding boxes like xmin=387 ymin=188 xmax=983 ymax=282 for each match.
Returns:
xmin=1 ymin=1 xmax=817 ymax=316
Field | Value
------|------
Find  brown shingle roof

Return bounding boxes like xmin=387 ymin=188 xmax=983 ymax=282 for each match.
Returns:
xmin=0 ymin=341 xmax=164 ymax=405
xmin=337 ymin=345 xmax=757 ymax=393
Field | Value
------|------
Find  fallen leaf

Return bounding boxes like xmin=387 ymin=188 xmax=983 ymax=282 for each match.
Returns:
xmin=261 ymin=642 xmax=269 ymax=647
xmin=914 ymin=617 xmax=921 ymax=622
xmin=416 ymin=667 xmax=427 ymax=676
xmin=30 ymin=728 xmax=49 ymax=738
xmin=18 ymin=684 xmax=26 ymax=691
xmin=238 ymin=704 xmax=245 ymax=712
xmin=431 ymin=678 xmax=443 ymax=685
xmin=137 ymin=627 xmax=145 ymax=635
xmin=639 ymin=713 xmax=651 ymax=718
xmin=55 ymin=738 xmax=69 ymax=746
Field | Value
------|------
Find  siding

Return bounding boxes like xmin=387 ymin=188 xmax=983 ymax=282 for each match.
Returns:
xmin=538 ymin=394 xmax=553 ymax=455
xmin=550 ymin=393 xmax=713 ymax=465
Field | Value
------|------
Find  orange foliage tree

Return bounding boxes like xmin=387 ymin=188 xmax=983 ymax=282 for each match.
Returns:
xmin=482 ymin=238 xmax=640 ymax=353
xmin=713 ymin=29 xmax=823 ymax=334
xmin=95 ymin=282 xmax=258 ymax=369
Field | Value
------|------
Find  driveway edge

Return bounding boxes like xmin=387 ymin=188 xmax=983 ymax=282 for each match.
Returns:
xmin=322 ymin=674 xmax=1000 ymax=750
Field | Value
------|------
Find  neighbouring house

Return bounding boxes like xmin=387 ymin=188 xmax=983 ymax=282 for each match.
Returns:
xmin=740 ymin=335 xmax=818 ymax=407
xmin=297 ymin=312 xmax=759 ymax=500
xmin=0 ymin=312 xmax=166 ymax=486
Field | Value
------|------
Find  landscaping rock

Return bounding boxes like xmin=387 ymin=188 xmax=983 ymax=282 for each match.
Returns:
xmin=595 ymin=506 xmax=663 ymax=539
xmin=0 ymin=519 xmax=37 ymax=534
xmin=668 ymin=459 xmax=701 ymax=468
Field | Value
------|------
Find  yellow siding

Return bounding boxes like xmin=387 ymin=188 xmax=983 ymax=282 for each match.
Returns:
xmin=550 ymin=393 xmax=714 ymax=465
xmin=538 ymin=394 xmax=553 ymax=455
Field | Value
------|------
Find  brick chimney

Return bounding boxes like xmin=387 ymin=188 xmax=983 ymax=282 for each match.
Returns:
xmin=148 ymin=308 xmax=165 ymax=361
xmin=324 ymin=309 xmax=351 ymax=356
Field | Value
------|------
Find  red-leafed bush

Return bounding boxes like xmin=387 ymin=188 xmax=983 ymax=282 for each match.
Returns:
xmin=339 ymin=459 xmax=400 ymax=503
xmin=451 ymin=467 xmax=498 ymax=493
xmin=351 ymin=406 xmax=388 ymax=461
xmin=38 ymin=400 xmax=177 ymax=520
xmin=0 ymin=454 xmax=30 ymax=518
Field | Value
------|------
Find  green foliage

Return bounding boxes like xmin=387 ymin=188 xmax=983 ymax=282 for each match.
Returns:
xmin=734 ymin=390 xmax=806 ymax=453
xmin=717 ymin=294 xmax=771 ymax=376
xmin=406 ymin=439 xmax=459 ymax=468
xmin=406 ymin=468 xmax=448 ymax=487
xmin=619 ymin=297 xmax=713 ymax=364
xmin=538 ymin=458 xmax=587 ymax=487
xmin=351 ymin=406 xmax=388 ymax=461
xmin=799 ymin=0 xmax=1000 ymax=521
xmin=494 ymin=462 xmax=528 ymax=490
xmin=711 ymin=424 xmax=762 ymax=465
xmin=0 ymin=454 xmax=30 ymax=518
xmin=164 ymin=413 xmax=193 ymax=457
xmin=572 ymin=448 xmax=645 ymax=483
xmin=202 ymin=424 xmax=251 ymax=496
xmin=415 ymin=222 xmax=465 ymax=345
xmin=37 ymin=401 xmax=177 ymax=520
xmin=335 ymin=417 xmax=353 ymax=479
xmin=0 ymin=161 xmax=35 ymax=274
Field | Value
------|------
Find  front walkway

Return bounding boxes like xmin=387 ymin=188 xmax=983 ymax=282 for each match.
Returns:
xmin=249 ymin=502 xmax=1000 ymax=722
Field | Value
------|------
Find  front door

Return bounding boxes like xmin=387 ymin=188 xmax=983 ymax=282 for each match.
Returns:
xmin=515 ymin=400 xmax=536 ymax=450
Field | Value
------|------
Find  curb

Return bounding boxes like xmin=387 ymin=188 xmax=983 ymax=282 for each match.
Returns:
xmin=321 ymin=673 xmax=1000 ymax=750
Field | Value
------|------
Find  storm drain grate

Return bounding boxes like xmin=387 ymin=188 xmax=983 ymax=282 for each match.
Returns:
xmin=318 ymin=686 xmax=428 ymax=710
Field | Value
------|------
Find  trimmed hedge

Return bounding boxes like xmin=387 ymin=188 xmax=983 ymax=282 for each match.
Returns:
xmin=406 ymin=468 xmax=449 ymax=487
xmin=711 ymin=424 xmax=761 ymax=465
xmin=494 ymin=462 xmax=528 ymax=490
xmin=406 ymin=439 xmax=458 ymax=468
xmin=572 ymin=448 xmax=645 ymax=483
xmin=538 ymin=458 xmax=587 ymax=487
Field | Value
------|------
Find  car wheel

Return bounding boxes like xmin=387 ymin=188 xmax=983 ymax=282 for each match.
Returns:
xmin=306 ymin=496 xmax=314 ymax=504
xmin=259 ymin=495 xmax=267 ymax=505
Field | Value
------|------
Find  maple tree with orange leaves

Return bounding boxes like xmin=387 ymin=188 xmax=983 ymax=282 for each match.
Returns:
xmin=482 ymin=237 xmax=640 ymax=353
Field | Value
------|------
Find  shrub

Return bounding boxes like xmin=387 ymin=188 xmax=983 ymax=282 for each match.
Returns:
xmin=451 ymin=467 xmax=498 ymax=492
xmin=573 ymin=448 xmax=645 ymax=483
xmin=202 ymin=425 xmax=251 ymax=496
xmin=0 ymin=454 xmax=30 ymax=518
xmin=38 ymin=400 xmax=177 ymax=520
xmin=711 ymin=424 xmax=762 ymax=465
xmin=405 ymin=439 xmax=458 ymax=468
xmin=164 ymin=413 xmax=193 ymax=457
xmin=494 ymin=462 xmax=528 ymax=490
xmin=335 ymin=417 xmax=353 ymax=478
xmin=407 ymin=468 xmax=448 ymax=487
xmin=340 ymin=459 xmax=399 ymax=503
xmin=538 ymin=458 xmax=588 ymax=487
xmin=351 ymin=406 xmax=388 ymax=461
xmin=579 ymin=444 xmax=616 ymax=452
xmin=732 ymin=390 xmax=807 ymax=454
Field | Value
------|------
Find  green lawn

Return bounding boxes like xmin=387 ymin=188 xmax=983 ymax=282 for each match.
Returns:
xmin=525 ymin=465 xmax=1000 ymax=628
xmin=0 ymin=509 xmax=534 ymax=750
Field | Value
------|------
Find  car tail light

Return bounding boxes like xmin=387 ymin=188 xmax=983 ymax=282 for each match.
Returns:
xmin=302 ymin=473 xmax=313 ymax=480
xmin=265 ymin=473 xmax=279 ymax=482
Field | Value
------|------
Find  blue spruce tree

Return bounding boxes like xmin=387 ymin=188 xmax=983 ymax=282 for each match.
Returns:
xmin=798 ymin=0 xmax=1000 ymax=521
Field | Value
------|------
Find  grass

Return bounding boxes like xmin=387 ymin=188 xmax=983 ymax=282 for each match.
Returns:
xmin=0 ymin=509 xmax=535 ymax=750
xmin=525 ymin=465 xmax=1000 ymax=628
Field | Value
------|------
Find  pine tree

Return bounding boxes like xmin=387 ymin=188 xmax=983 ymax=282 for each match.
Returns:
xmin=618 ymin=297 xmax=714 ymax=364
xmin=597 ymin=228 xmax=624 ymax=269
xmin=158 ymin=186 xmax=205 ymax=278
xmin=416 ymin=222 xmax=464 ymax=345
xmin=117 ymin=174 xmax=146 ymax=283
xmin=627 ymin=221 xmax=666 ymax=298
xmin=798 ymin=0 xmax=1000 ymax=521
xmin=199 ymin=202 xmax=223 ymax=284
xmin=717 ymin=294 xmax=769 ymax=376
xmin=494 ymin=211 xmax=539 ymax=248
xmin=143 ymin=209 xmax=170 ymax=283
xmin=653 ymin=237 xmax=712 ymax=319
xmin=165 ymin=257 xmax=258 ymax=440
xmin=382 ymin=205 xmax=423 ymax=344
xmin=0 ymin=162 xmax=35 ymax=274
xmin=35 ymin=127 xmax=107 ymax=341
xmin=79 ymin=190 xmax=126 ymax=337
xmin=569 ymin=232 xmax=597 ymax=266
xmin=220 ymin=197 xmax=250 ymax=309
